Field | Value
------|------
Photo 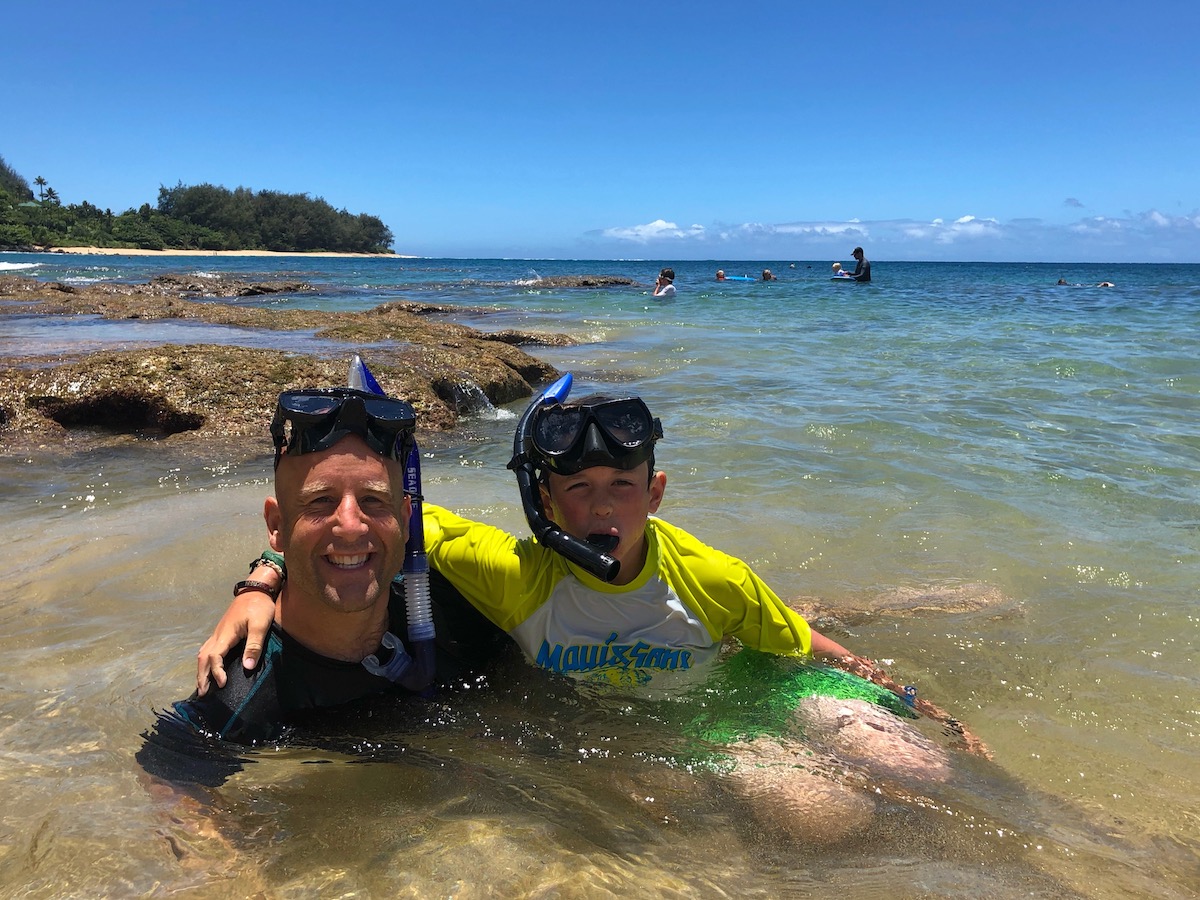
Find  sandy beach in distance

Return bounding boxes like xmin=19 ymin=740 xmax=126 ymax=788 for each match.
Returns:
xmin=46 ymin=246 xmax=416 ymax=259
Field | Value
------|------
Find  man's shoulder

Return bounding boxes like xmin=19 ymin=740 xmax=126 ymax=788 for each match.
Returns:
xmin=175 ymin=632 xmax=287 ymax=743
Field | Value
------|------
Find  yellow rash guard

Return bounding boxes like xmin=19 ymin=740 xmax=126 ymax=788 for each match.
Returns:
xmin=423 ymin=504 xmax=813 ymax=688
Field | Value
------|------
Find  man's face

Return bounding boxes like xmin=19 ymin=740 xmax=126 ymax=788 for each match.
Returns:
xmin=266 ymin=434 xmax=410 ymax=615
xmin=542 ymin=461 xmax=665 ymax=580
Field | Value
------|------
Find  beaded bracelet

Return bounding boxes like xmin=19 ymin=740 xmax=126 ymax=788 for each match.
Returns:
xmin=248 ymin=551 xmax=287 ymax=581
xmin=234 ymin=579 xmax=280 ymax=601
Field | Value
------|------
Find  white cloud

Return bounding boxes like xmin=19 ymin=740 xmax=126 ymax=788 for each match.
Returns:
xmin=771 ymin=221 xmax=867 ymax=238
xmin=600 ymin=219 xmax=705 ymax=242
xmin=1068 ymin=216 xmax=1123 ymax=235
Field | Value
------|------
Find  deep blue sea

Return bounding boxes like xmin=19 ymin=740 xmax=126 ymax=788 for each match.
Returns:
xmin=1 ymin=252 xmax=1197 ymax=898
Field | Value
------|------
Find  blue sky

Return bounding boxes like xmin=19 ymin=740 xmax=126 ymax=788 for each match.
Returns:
xmin=6 ymin=1 xmax=1199 ymax=262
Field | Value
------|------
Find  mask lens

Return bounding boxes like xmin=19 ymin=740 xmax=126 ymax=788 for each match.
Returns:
xmin=533 ymin=406 xmax=587 ymax=454
xmin=280 ymin=393 xmax=343 ymax=417
xmin=593 ymin=400 xmax=653 ymax=447
xmin=362 ymin=395 xmax=418 ymax=426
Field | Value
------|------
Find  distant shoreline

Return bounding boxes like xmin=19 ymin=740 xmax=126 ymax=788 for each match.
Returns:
xmin=42 ymin=246 xmax=416 ymax=259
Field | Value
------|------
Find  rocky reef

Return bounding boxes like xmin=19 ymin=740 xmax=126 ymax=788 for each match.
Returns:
xmin=0 ymin=274 xmax=575 ymax=455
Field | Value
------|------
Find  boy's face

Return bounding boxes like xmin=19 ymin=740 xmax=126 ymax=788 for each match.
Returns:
xmin=542 ymin=461 xmax=666 ymax=584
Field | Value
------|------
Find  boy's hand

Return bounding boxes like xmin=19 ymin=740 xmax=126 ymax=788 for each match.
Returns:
xmin=195 ymin=594 xmax=276 ymax=696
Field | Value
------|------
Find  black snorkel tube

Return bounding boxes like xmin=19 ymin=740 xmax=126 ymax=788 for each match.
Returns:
xmin=347 ymin=355 xmax=437 ymax=696
xmin=507 ymin=373 xmax=621 ymax=583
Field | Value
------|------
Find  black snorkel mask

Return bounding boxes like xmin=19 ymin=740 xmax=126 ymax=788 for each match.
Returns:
xmin=507 ymin=374 xmax=662 ymax=583
xmin=531 ymin=395 xmax=662 ymax=476
xmin=271 ymin=387 xmax=416 ymax=466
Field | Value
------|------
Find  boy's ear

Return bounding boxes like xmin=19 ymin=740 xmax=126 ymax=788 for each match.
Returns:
xmin=538 ymin=482 xmax=559 ymax=525
xmin=647 ymin=470 xmax=666 ymax=514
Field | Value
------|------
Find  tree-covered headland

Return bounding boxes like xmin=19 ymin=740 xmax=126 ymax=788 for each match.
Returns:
xmin=0 ymin=156 xmax=394 ymax=254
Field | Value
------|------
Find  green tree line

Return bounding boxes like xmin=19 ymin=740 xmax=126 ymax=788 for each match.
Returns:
xmin=0 ymin=156 xmax=394 ymax=254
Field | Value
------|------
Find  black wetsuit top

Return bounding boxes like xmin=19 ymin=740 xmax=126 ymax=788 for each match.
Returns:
xmin=852 ymin=256 xmax=872 ymax=282
xmin=138 ymin=570 xmax=509 ymax=785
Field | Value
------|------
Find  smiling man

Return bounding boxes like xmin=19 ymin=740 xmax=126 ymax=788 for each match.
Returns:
xmin=266 ymin=429 xmax=407 ymax=659
xmin=167 ymin=387 xmax=436 ymax=744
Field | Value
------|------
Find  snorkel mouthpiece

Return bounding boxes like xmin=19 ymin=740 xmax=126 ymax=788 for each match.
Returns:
xmin=508 ymin=373 xmax=621 ymax=582
xmin=587 ymin=532 xmax=620 ymax=554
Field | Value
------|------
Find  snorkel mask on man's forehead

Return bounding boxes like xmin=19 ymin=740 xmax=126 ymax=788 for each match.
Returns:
xmin=508 ymin=373 xmax=663 ymax=582
xmin=270 ymin=387 xmax=416 ymax=467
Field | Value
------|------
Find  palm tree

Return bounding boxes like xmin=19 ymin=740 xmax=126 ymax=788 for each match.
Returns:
xmin=34 ymin=176 xmax=47 ymax=202
xmin=44 ymin=187 xmax=60 ymax=205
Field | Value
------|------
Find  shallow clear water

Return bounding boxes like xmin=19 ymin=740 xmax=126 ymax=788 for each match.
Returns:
xmin=1 ymin=252 xmax=1197 ymax=897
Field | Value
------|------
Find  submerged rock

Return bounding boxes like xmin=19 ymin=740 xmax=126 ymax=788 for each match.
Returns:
xmin=523 ymin=275 xmax=638 ymax=289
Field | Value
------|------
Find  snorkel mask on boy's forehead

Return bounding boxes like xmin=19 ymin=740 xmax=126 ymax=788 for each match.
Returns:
xmin=529 ymin=396 xmax=663 ymax=476
xmin=271 ymin=387 xmax=416 ymax=466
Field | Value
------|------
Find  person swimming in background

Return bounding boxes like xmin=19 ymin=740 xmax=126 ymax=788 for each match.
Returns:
xmin=761 ymin=269 xmax=777 ymax=281
xmin=653 ymin=268 xmax=677 ymax=297
xmin=1097 ymin=281 xmax=1115 ymax=287
xmin=1057 ymin=278 xmax=1069 ymax=285
xmin=715 ymin=270 xmax=726 ymax=281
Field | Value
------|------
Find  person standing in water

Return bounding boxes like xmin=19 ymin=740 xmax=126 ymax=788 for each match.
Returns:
xmin=653 ymin=268 xmax=677 ymax=297
xmin=850 ymin=247 xmax=871 ymax=282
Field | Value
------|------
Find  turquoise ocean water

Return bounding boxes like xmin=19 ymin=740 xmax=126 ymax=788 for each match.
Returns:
xmin=1 ymin=253 xmax=1197 ymax=897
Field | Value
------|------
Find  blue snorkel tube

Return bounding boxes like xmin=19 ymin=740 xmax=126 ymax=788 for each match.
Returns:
xmin=349 ymin=355 xmax=437 ymax=695
xmin=507 ymin=373 xmax=621 ymax=583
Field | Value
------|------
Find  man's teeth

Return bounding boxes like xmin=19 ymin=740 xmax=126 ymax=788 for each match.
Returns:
xmin=329 ymin=553 xmax=368 ymax=568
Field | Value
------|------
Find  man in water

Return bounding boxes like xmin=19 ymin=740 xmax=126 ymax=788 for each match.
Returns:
xmin=150 ymin=388 xmax=496 ymax=747
xmin=850 ymin=246 xmax=871 ymax=282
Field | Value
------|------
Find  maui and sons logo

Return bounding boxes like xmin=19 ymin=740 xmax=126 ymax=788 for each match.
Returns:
xmin=535 ymin=631 xmax=693 ymax=686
